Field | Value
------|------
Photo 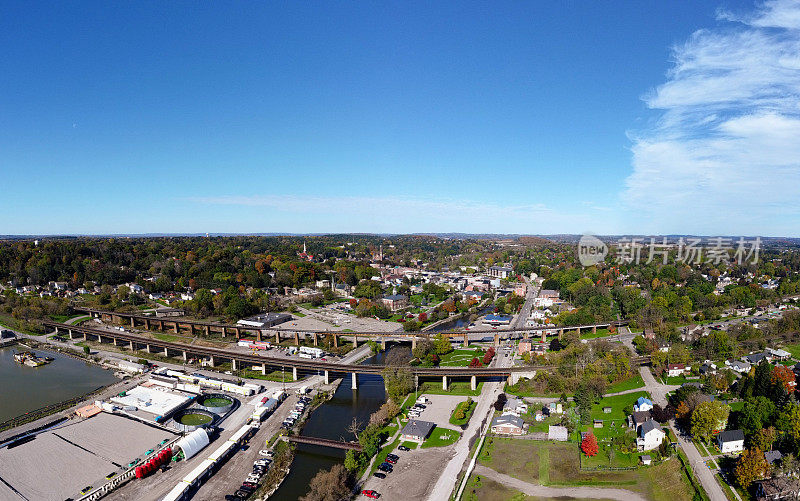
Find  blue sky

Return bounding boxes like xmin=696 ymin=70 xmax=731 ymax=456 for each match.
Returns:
xmin=2 ymin=1 xmax=799 ymax=236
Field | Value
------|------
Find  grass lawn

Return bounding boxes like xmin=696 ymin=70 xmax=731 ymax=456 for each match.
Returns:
xmin=419 ymin=381 xmax=483 ymax=396
xmin=238 ymin=368 xmax=300 ymax=382
xmin=439 ymin=348 xmax=485 ymax=367
xmin=580 ymin=328 xmax=612 ymax=339
xmin=591 ymin=391 xmax=650 ymax=421
xmin=728 ymin=401 xmax=744 ymax=413
xmin=152 ymin=333 xmax=184 ymax=343
xmin=784 ymin=343 xmax=800 ymax=359
xmin=663 ymin=375 xmax=697 ymax=385
xmin=461 ymin=474 xmax=532 ymax=501
xmin=479 ymin=438 xmax=696 ymax=501
xmin=605 ymin=375 xmax=645 ymax=393
xmin=421 ymin=426 xmax=460 ymax=448
xmin=400 ymin=441 xmax=418 ymax=450
xmin=449 ymin=398 xmax=477 ymax=426
xmin=504 ymin=382 xmax=561 ymax=398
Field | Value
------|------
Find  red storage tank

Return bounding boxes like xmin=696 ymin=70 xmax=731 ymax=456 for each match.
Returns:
xmin=135 ymin=466 xmax=143 ymax=479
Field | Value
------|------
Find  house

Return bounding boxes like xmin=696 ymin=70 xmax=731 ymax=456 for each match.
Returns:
xmin=548 ymin=425 xmax=568 ymax=442
xmin=630 ymin=410 xmax=653 ymax=429
xmin=504 ymin=398 xmax=528 ymax=415
xmin=593 ymin=419 xmax=604 ymax=428
xmin=754 ymin=477 xmax=800 ymax=500
xmin=637 ymin=419 xmax=665 ymax=451
xmin=744 ymin=352 xmax=768 ymax=365
xmin=603 ymin=406 xmax=612 ymax=414
xmin=717 ymin=430 xmax=745 ymax=454
xmin=488 ymin=266 xmax=514 ymax=279
xmin=699 ymin=362 xmax=717 ymax=375
xmin=381 ymin=294 xmax=409 ymax=312
xmin=400 ymin=420 xmax=435 ymax=443
xmin=640 ymin=454 xmax=652 ymax=465
xmin=491 ymin=414 xmax=526 ymax=435
xmin=728 ymin=360 xmax=752 ymax=373
xmin=531 ymin=343 xmax=547 ymax=355
xmin=766 ymin=348 xmax=792 ymax=361
xmin=667 ymin=364 xmax=688 ymax=377
xmin=539 ymin=289 xmax=560 ymax=300
xmin=634 ymin=397 xmax=653 ymax=413
xmin=464 ymin=291 xmax=484 ymax=303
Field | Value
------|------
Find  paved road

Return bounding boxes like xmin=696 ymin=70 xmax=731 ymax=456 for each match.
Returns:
xmin=473 ymin=464 xmax=648 ymax=501
xmin=639 ymin=366 xmax=726 ymax=501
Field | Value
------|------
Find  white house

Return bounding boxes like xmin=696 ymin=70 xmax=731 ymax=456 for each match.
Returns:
xmin=636 ymin=419 xmax=665 ymax=451
xmin=666 ymin=364 xmax=688 ymax=377
xmin=634 ymin=397 xmax=653 ymax=413
xmin=716 ymin=430 xmax=745 ymax=454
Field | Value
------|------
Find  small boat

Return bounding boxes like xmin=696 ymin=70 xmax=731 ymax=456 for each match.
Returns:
xmin=13 ymin=351 xmax=50 ymax=367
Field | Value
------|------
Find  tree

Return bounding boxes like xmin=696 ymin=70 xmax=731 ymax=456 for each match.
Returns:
xmin=690 ymin=401 xmax=730 ymax=440
xmin=343 ymin=449 xmax=360 ymax=471
xmin=751 ymin=426 xmax=776 ymax=452
xmin=434 ymin=333 xmax=453 ymax=355
xmin=738 ymin=396 xmax=776 ymax=437
xmin=753 ymin=360 xmax=774 ymax=397
xmin=581 ymin=433 xmax=599 ymax=457
xmin=776 ymin=403 xmax=800 ymax=448
xmin=300 ymin=464 xmax=353 ymax=501
xmin=494 ymin=393 xmax=507 ymax=411
xmin=771 ymin=365 xmax=796 ymax=394
xmin=734 ymin=448 xmax=769 ymax=489
xmin=483 ymin=347 xmax=495 ymax=365
xmin=381 ymin=367 xmax=414 ymax=403
xmin=469 ymin=357 xmax=482 ymax=368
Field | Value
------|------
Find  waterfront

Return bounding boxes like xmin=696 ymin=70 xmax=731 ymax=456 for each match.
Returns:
xmin=0 ymin=345 xmax=118 ymax=422
xmin=271 ymin=351 xmax=387 ymax=500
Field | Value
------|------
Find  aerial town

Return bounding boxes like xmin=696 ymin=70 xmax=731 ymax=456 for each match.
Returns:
xmin=0 ymin=234 xmax=799 ymax=501
xmin=4 ymin=1 xmax=800 ymax=500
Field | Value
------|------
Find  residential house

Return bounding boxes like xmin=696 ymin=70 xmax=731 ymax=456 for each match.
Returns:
xmin=755 ymin=477 xmax=800 ymax=500
xmin=634 ymin=397 xmax=653 ymax=413
xmin=717 ymin=430 xmax=745 ymax=454
xmin=513 ymin=284 xmax=527 ymax=297
xmin=637 ymin=419 xmax=665 ymax=451
xmin=491 ymin=414 xmax=526 ymax=435
xmin=400 ymin=420 xmax=435 ymax=443
xmin=667 ymin=364 xmax=689 ymax=377
xmin=640 ymin=455 xmax=653 ymax=466
xmin=630 ymin=410 xmax=653 ymax=430
xmin=533 ymin=297 xmax=554 ymax=308
xmin=699 ymin=362 xmax=717 ymax=375
xmin=744 ymin=352 xmax=769 ymax=365
xmin=504 ymin=398 xmax=528 ymax=415
xmin=765 ymin=450 xmax=783 ymax=467
xmin=539 ymin=289 xmax=560 ymax=300
xmin=464 ymin=291 xmax=484 ymax=303
xmin=518 ymin=338 xmax=533 ymax=356
xmin=766 ymin=348 xmax=792 ymax=362
xmin=548 ymin=425 xmax=568 ymax=442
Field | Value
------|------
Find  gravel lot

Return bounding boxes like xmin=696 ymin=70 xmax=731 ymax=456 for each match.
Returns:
xmin=359 ymin=442 xmax=457 ymax=500
xmin=412 ymin=394 xmax=467 ymax=429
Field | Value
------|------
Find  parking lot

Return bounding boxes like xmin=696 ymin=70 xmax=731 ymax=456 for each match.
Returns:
xmin=409 ymin=394 xmax=466 ymax=429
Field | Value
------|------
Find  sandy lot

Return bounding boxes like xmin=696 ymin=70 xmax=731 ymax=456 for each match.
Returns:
xmin=413 ymin=394 xmax=468 ymax=429
xmin=359 ymin=443 xmax=457 ymax=500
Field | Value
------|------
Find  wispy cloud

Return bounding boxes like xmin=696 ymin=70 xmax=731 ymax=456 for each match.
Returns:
xmin=625 ymin=0 xmax=800 ymax=235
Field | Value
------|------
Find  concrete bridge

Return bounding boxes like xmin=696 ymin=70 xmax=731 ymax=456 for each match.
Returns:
xmin=70 ymin=306 xmax=626 ymax=349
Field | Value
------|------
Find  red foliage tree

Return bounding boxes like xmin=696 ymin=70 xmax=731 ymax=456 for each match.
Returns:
xmin=772 ymin=365 xmax=796 ymax=393
xmin=483 ymin=347 xmax=495 ymax=365
xmin=349 ymin=298 xmax=358 ymax=308
xmin=469 ymin=357 xmax=483 ymax=368
xmin=418 ymin=312 xmax=428 ymax=323
xmin=581 ymin=433 xmax=599 ymax=457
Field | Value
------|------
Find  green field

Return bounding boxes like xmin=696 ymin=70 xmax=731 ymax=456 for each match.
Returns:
xmin=421 ymin=427 xmax=461 ymax=448
xmin=784 ymin=343 xmax=800 ymax=359
xmin=606 ymin=375 xmax=645 ymax=393
xmin=479 ymin=438 xmax=696 ymax=501
xmin=419 ymin=381 xmax=483 ymax=396
xmin=580 ymin=328 xmax=611 ymax=339
xmin=591 ymin=391 xmax=650 ymax=421
xmin=178 ymin=413 xmax=213 ymax=426
xmin=439 ymin=348 xmax=485 ymax=367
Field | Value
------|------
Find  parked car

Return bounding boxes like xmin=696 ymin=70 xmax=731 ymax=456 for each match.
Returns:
xmin=386 ymin=453 xmax=399 ymax=460
xmin=385 ymin=456 xmax=397 ymax=464
xmin=259 ymin=449 xmax=273 ymax=457
xmin=362 ymin=490 xmax=381 ymax=498
xmin=377 ymin=463 xmax=393 ymax=472
xmin=373 ymin=472 xmax=386 ymax=479
xmin=225 ymin=494 xmax=244 ymax=501
xmin=398 ymin=445 xmax=410 ymax=451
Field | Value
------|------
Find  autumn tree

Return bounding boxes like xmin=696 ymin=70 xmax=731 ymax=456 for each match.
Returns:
xmin=690 ymin=401 xmax=730 ymax=440
xmin=734 ymin=448 xmax=769 ymax=489
xmin=300 ymin=464 xmax=353 ymax=501
xmin=771 ymin=365 xmax=796 ymax=393
xmin=776 ymin=403 xmax=800 ymax=448
xmin=469 ymin=357 xmax=483 ymax=368
xmin=581 ymin=433 xmax=599 ymax=457
xmin=751 ymin=426 xmax=776 ymax=452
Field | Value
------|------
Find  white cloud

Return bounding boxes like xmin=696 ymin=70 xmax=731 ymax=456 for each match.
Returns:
xmin=625 ymin=0 xmax=800 ymax=235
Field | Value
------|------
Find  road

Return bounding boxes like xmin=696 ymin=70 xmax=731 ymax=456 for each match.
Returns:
xmin=639 ymin=366 xmax=726 ymax=501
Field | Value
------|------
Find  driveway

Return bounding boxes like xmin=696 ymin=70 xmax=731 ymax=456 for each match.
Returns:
xmin=473 ymin=465 xmax=648 ymax=501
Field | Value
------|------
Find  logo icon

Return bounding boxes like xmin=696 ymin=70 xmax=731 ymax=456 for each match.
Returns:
xmin=578 ymin=234 xmax=607 ymax=267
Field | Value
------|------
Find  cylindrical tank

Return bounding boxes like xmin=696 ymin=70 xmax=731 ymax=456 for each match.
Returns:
xmin=135 ymin=466 xmax=143 ymax=478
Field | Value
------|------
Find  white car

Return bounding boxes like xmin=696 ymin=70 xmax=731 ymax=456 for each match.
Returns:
xmin=259 ymin=449 xmax=273 ymax=457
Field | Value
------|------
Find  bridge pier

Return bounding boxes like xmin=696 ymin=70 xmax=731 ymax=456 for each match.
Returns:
xmin=145 ymin=344 xmax=152 ymax=354
xmin=261 ymin=363 xmax=266 ymax=376
xmin=236 ymin=327 xmax=242 ymax=339
xmin=113 ymin=337 xmax=118 ymax=347
xmin=333 ymin=334 xmax=339 ymax=348
xmin=163 ymin=347 xmax=169 ymax=357
xmin=351 ymin=372 xmax=357 ymax=390
xmin=130 ymin=317 xmax=135 ymax=327
xmin=68 ymin=329 xmax=75 ymax=340
xmin=541 ymin=331 xmax=546 ymax=343
xmin=471 ymin=375 xmax=476 ymax=391
xmin=411 ymin=337 xmax=417 ymax=350
xmin=442 ymin=375 xmax=448 ymax=391
xmin=173 ymin=322 xmax=179 ymax=334
xmin=592 ymin=325 xmax=597 ymax=335
xmin=231 ymin=359 xmax=238 ymax=371
xmin=129 ymin=340 xmax=134 ymax=350
xmin=183 ymin=351 xmax=188 ymax=362
xmin=312 ymin=333 xmax=318 ymax=346
xmin=208 ymin=356 xmax=216 ymax=367
xmin=293 ymin=366 xmax=298 ymax=381
xmin=144 ymin=318 xmax=150 ymax=330
xmin=275 ymin=331 xmax=280 ymax=344
xmin=558 ymin=329 xmax=563 ymax=340
xmin=576 ymin=327 xmax=581 ymax=337
xmin=381 ymin=338 xmax=386 ymax=351
xmin=324 ymin=370 xmax=329 ymax=385
xmin=294 ymin=332 xmax=300 ymax=346
xmin=494 ymin=333 xmax=499 ymax=347
xmin=463 ymin=333 xmax=468 ymax=348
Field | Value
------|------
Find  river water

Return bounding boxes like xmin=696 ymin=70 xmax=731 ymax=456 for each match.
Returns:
xmin=271 ymin=351 xmax=387 ymax=500
xmin=430 ymin=307 xmax=493 ymax=332
xmin=0 ymin=345 xmax=118 ymax=422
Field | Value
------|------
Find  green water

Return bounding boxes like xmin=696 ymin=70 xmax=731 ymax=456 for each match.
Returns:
xmin=0 ymin=345 xmax=118 ymax=422
xmin=201 ymin=397 xmax=232 ymax=407
xmin=177 ymin=413 xmax=213 ymax=425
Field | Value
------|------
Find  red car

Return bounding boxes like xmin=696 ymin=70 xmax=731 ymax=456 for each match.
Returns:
xmin=362 ymin=490 xmax=380 ymax=499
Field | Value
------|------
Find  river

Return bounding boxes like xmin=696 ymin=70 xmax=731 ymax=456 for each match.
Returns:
xmin=0 ymin=345 xmax=118 ymax=423
xmin=430 ymin=307 xmax=493 ymax=332
xmin=271 ymin=351 xmax=387 ymax=500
